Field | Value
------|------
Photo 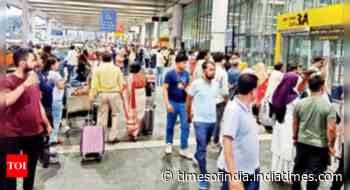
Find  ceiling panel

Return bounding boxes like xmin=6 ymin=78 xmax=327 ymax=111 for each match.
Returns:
xmin=29 ymin=0 xmax=178 ymax=31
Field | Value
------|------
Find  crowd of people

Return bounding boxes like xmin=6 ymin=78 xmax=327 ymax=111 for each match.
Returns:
xmin=0 ymin=43 xmax=344 ymax=190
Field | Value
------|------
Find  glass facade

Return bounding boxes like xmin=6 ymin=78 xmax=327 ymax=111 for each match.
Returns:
xmin=225 ymin=0 xmax=344 ymax=70
xmin=5 ymin=4 xmax=23 ymax=47
xmin=285 ymin=0 xmax=343 ymax=11
xmin=159 ymin=21 xmax=170 ymax=38
xmin=182 ymin=0 xmax=212 ymax=50
xmin=226 ymin=0 xmax=285 ymax=66
xmin=281 ymin=0 xmax=344 ymax=86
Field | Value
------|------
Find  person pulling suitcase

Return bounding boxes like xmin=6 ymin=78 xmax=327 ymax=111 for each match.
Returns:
xmin=80 ymin=109 xmax=105 ymax=162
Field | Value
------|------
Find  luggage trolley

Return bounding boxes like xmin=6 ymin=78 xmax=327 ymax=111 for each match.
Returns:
xmin=64 ymin=85 xmax=92 ymax=137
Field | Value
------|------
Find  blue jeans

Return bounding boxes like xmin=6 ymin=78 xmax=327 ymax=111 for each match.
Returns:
xmin=67 ymin=65 xmax=76 ymax=82
xmin=58 ymin=61 xmax=67 ymax=78
xmin=194 ymin=122 xmax=215 ymax=177
xmin=123 ymin=66 xmax=129 ymax=76
xmin=166 ymin=101 xmax=189 ymax=150
xmin=157 ymin=67 xmax=163 ymax=86
xmin=220 ymin=169 xmax=260 ymax=190
xmin=50 ymin=100 xmax=63 ymax=143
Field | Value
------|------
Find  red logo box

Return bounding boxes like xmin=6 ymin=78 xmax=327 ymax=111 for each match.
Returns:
xmin=6 ymin=154 xmax=28 ymax=178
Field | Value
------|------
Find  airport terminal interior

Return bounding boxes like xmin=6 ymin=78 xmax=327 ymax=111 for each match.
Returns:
xmin=0 ymin=0 xmax=345 ymax=190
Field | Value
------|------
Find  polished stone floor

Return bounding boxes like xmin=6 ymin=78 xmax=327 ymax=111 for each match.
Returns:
xmin=24 ymin=87 xmax=336 ymax=190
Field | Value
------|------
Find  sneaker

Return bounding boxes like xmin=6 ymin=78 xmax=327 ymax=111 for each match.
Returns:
xmin=49 ymin=156 xmax=60 ymax=165
xmin=62 ymin=126 xmax=71 ymax=134
xmin=49 ymin=152 xmax=58 ymax=157
xmin=210 ymin=142 xmax=221 ymax=150
xmin=50 ymin=139 xmax=63 ymax=146
xmin=165 ymin=144 xmax=173 ymax=154
xmin=107 ymin=138 xmax=120 ymax=144
xmin=199 ymin=180 xmax=209 ymax=190
xmin=192 ymin=157 xmax=199 ymax=166
xmin=179 ymin=148 xmax=193 ymax=160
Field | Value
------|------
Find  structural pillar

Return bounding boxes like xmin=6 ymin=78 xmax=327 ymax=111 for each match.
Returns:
xmin=22 ymin=0 xmax=30 ymax=46
xmin=0 ymin=1 xmax=6 ymax=73
xmin=47 ymin=18 xmax=53 ymax=44
xmin=153 ymin=21 xmax=160 ymax=42
xmin=274 ymin=32 xmax=282 ymax=65
xmin=210 ymin=0 xmax=229 ymax=52
xmin=170 ymin=4 xmax=183 ymax=49
xmin=140 ymin=24 xmax=146 ymax=46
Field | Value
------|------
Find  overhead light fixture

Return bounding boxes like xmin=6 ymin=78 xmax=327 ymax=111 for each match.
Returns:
xmin=28 ymin=0 xmax=163 ymax=11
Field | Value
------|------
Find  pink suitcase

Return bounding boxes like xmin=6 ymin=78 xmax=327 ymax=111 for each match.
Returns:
xmin=80 ymin=125 xmax=105 ymax=162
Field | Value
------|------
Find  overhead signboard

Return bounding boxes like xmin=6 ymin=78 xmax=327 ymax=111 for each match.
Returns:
xmin=115 ymin=23 xmax=124 ymax=37
xmin=277 ymin=3 xmax=344 ymax=31
xmin=100 ymin=9 xmax=117 ymax=32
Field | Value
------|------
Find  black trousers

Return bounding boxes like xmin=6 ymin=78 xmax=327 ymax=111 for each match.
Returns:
xmin=213 ymin=102 xmax=226 ymax=144
xmin=0 ymin=134 xmax=44 ymax=190
xmin=42 ymin=107 xmax=52 ymax=166
xmin=292 ymin=143 xmax=330 ymax=190
xmin=330 ymin=144 xmax=344 ymax=190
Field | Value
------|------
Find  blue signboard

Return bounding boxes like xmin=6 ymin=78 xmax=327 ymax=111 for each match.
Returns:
xmin=51 ymin=29 xmax=63 ymax=36
xmin=100 ymin=9 xmax=117 ymax=32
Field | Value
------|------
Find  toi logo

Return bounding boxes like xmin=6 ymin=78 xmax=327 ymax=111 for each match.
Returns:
xmin=6 ymin=154 xmax=28 ymax=178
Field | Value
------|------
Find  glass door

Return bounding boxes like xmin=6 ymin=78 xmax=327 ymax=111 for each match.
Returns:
xmin=329 ymin=40 xmax=344 ymax=86
xmin=285 ymin=34 xmax=310 ymax=69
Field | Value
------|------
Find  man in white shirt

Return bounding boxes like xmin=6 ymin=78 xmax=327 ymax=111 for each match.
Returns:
xmin=156 ymin=49 xmax=164 ymax=86
xmin=64 ymin=45 xmax=78 ymax=82
xmin=212 ymin=52 xmax=229 ymax=145
xmin=266 ymin=63 xmax=284 ymax=101
xmin=193 ymin=50 xmax=209 ymax=81
xmin=186 ymin=61 xmax=221 ymax=190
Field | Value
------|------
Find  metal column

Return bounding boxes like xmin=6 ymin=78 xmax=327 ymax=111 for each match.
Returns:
xmin=0 ymin=1 xmax=6 ymax=74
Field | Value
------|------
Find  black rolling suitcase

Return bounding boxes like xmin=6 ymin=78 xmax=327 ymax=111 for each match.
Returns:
xmin=140 ymin=106 xmax=154 ymax=136
xmin=139 ymin=74 xmax=155 ymax=136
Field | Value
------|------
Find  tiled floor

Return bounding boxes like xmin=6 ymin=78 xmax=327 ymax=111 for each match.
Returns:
xmin=26 ymin=87 xmax=335 ymax=190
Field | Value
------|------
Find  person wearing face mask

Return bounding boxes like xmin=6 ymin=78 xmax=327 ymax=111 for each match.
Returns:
xmin=186 ymin=61 xmax=222 ymax=189
xmin=231 ymin=52 xmax=247 ymax=72
xmin=0 ymin=48 xmax=52 ymax=190
xmin=217 ymin=73 xmax=260 ymax=190
xmin=227 ymin=59 xmax=241 ymax=99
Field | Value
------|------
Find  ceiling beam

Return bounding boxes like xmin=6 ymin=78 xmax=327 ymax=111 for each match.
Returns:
xmin=28 ymin=0 xmax=166 ymax=11
xmin=29 ymin=0 xmax=169 ymax=7
xmin=48 ymin=13 xmax=146 ymax=24
xmin=37 ymin=8 xmax=152 ymax=18
xmin=30 ymin=4 xmax=158 ymax=15
xmin=46 ymin=12 xmax=149 ymax=21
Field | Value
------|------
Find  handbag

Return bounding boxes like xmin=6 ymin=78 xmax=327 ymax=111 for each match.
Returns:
xmin=259 ymin=98 xmax=276 ymax=127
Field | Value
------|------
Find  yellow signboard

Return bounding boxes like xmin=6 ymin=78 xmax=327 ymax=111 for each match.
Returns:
xmin=277 ymin=3 xmax=345 ymax=31
xmin=115 ymin=32 xmax=124 ymax=37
